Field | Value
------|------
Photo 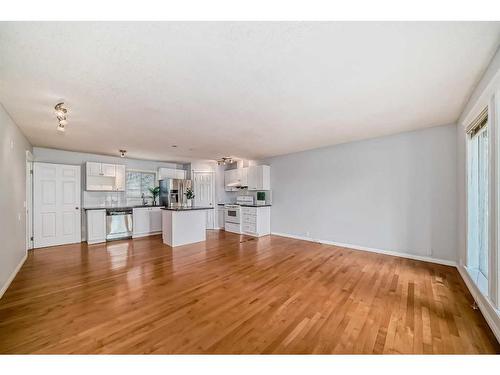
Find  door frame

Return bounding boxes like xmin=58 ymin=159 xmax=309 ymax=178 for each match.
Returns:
xmin=26 ymin=150 xmax=34 ymax=251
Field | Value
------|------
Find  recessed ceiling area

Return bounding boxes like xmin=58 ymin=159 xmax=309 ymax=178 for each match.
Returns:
xmin=0 ymin=22 xmax=499 ymax=162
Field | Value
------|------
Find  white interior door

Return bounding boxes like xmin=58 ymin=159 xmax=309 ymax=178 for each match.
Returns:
xmin=26 ymin=151 xmax=34 ymax=250
xmin=34 ymin=163 xmax=81 ymax=248
xmin=193 ymin=172 xmax=215 ymax=229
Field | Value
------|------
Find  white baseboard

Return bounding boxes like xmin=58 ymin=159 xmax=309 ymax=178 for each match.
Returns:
xmin=0 ymin=252 xmax=27 ymax=299
xmin=457 ymin=265 xmax=500 ymax=343
xmin=87 ymin=239 xmax=106 ymax=245
xmin=271 ymin=232 xmax=456 ymax=267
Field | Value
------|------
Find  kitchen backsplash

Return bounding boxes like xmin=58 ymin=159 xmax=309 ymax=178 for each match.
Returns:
xmin=83 ymin=191 xmax=153 ymax=208
xmin=218 ymin=190 xmax=272 ymax=205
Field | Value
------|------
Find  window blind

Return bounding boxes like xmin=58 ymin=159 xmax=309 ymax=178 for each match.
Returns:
xmin=466 ymin=107 xmax=488 ymax=138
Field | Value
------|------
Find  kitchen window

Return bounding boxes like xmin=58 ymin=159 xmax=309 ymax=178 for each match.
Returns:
xmin=126 ymin=171 xmax=156 ymax=198
xmin=466 ymin=108 xmax=489 ymax=295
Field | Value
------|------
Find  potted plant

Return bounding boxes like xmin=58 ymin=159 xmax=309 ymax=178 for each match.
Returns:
xmin=256 ymin=191 xmax=266 ymax=205
xmin=185 ymin=188 xmax=195 ymax=207
xmin=148 ymin=186 xmax=160 ymax=206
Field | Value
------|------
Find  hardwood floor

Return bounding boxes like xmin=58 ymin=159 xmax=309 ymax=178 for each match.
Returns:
xmin=0 ymin=231 xmax=498 ymax=354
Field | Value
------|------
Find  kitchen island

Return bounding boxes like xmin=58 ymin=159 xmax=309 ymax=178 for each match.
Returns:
xmin=161 ymin=206 xmax=214 ymax=247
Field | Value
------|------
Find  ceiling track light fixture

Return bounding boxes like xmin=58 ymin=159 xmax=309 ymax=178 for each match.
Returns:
xmin=217 ymin=157 xmax=233 ymax=166
xmin=54 ymin=102 xmax=69 ymax=133
xmin=57 ymin=123 xmax=66 ymax=132
xmin=119 ymin=149 xmax=127 ymax=158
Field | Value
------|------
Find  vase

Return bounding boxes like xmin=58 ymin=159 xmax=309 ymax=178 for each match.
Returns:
xmin=187 ymin=199 xmax=193 ymax=207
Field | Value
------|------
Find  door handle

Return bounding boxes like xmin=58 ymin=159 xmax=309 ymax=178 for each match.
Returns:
xmin=75 ymin=207 xmax=79 ymax=210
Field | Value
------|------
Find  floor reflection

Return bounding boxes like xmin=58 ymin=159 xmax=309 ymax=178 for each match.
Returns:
xmin=106 ymin=241 xmax=131 ymax=270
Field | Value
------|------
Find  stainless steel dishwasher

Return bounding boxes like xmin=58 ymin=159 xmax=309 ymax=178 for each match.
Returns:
xmin=106 ymin=208 xmax=133 ymax=241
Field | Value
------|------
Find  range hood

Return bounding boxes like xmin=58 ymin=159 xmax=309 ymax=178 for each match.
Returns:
xmin=227 ymin=181 xmax=247 ymax=188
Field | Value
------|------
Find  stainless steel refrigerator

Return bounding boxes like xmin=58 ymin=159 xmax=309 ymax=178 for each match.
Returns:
xmin=159 ymin=178 xmax=192 ymax=207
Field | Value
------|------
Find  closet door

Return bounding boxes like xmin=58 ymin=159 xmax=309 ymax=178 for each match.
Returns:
xmin=33 ymin=163 xmax=81 ymax=248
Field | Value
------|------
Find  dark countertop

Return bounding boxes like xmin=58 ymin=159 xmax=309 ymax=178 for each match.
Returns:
xmin=217 ymin=203 xmax=272 ymax=207
xmin=84 ymin=205 xmax=164 ymax=211
xmin=161 ymin=206 xmax=214 ymax=211
xmin=240 ymin=204 xmax=272 ymax=207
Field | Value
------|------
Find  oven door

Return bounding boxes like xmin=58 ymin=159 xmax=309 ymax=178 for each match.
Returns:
xmin=225 ymin=208 xmax=240 ymax=224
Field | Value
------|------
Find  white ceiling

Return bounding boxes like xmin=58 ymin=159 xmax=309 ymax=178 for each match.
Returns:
xmin=1 ymin=22 xmax=499 ymax=162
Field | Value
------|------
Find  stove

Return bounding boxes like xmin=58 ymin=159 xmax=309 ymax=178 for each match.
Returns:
xmin=224 ymin=204 xmax=241 ymax=233
xmin=223 ymin=196 xmax=254 ymax=234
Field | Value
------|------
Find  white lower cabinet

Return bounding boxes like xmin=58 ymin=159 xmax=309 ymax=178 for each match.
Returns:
xmin=133 ymin=207 xmax=162 ymax=238
xmin=241 ymin=206 xmax=271 ymax=237
xmin=225 ymin=222 xmax=241 ymax=234
xmin=150 ymin=208 xmax=162 ymax=233
xmin=86 ymin=209 xmax=106 ymax=244
xmin=217 ymin=206 xmax=225 ymax=229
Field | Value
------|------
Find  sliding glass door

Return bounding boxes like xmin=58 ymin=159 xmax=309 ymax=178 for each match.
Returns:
xmin=467 ymin=114 xmax=489 ymax=295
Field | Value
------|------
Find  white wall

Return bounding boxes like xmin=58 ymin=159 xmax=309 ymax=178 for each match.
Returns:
xmin=264 ymin=124 xmax=458 ymax=263
xmin=0 ymin=104 xmax=32 ymax=297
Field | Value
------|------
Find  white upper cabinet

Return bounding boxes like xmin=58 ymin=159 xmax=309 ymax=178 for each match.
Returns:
xmin=85 ymin=162 xmax=125 ymax=191
xmin=224 ymin=166 xmax=269 ymax=191
xmin=87 ymin=162 xmax=102 ymax=177
xmin=240 ymin=167 xmax=248 ymax=187
xmin=158 ymin=167 xmax=186 ymax=180
xmin=175 ymin=169 xmax=186 ymax=179
xmin=158 ymin=167 xmax=176 ymax=179
xmin=247 ymin=165 xmax=270 ymax=190
xmin=101 ymin=163 xmax=116 ymax=177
